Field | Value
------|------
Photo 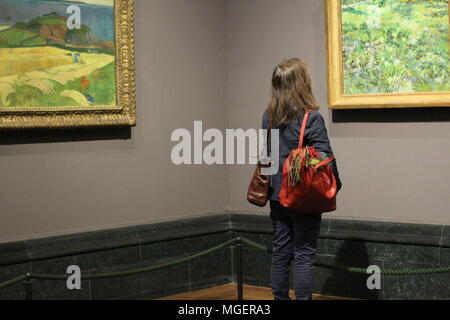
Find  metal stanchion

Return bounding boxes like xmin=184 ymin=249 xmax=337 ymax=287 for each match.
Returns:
xmin=234 ymin=238 xmax=243 ymax=300
xmin=24 ymin=273 xmax=32 ymax=300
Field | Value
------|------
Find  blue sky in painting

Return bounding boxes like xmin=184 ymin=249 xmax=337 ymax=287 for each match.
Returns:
xmin=0 ymin=0 xmax=114 ymax=41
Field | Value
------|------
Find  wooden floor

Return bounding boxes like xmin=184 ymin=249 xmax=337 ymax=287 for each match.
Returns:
xmin=159 ymin=284 xmax=353 ymax=300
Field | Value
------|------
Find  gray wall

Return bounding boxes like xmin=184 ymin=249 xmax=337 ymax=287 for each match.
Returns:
xmin=0 ymin=0 xmax=229 ymax=243
xmin=1 ymin=0 xmax=449 ymax=244
xmin=226 ymin=0 xmax=450 ymax=225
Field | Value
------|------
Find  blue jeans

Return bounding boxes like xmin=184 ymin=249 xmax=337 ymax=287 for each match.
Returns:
xmin=270 ymin=201 xmax=322 ymax=300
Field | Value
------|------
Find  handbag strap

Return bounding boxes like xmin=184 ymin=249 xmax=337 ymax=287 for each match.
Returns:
xmin=299 ymin=110 xmax=336 ymax=169
xmin=298 ymin=110 xmax=311 ymax=148
xmin=314 ymin=154 xmax=335 ymax=170
xmin=267 ymin=117 xmax=272 ymax=157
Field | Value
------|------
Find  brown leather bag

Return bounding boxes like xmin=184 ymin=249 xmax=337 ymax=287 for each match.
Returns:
xmin=247 ymin=120 xmax=272 ymax=207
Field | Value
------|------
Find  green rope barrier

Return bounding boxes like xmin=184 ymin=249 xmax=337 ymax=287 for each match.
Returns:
xmin=239 ymin=237 xmax=272 ymax=253
xmin=237 ymin=237 xmax=450 ymax=275
xmin=0 ymin=275 xmax=27 ymax=290
xmin=314 ymin=262 xmax=450 ymax=275
xmin=30 ymin=238 xmax=240 ymax=281
xmin=1 ymin=237 xmax=450 ymax=290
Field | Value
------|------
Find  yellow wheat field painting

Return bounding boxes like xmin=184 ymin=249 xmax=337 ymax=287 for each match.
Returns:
xmin=0 ymin=0 xmax=116 ymax=108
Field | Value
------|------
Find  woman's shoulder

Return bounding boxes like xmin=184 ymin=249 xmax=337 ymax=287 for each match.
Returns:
xmin=308 ymin=109 xmax=322 ymax=119
xmin=290 ymin=109 xmax=322 ymax=127
xmin=306 ymin=109 xmax=325 ymax=127
xmin=262 ymin=108 xmax=324 ymax=128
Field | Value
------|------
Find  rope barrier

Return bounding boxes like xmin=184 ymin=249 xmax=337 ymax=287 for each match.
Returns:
xmin=238 ymin=237 xmax=450 ymax=275
xmin=32 ymin=238 xmax=239 ymax=281
xmin=0 ymin=275 xmax=27 ymax=290
xmin=1 ymin=237 xmax=450 ymax=291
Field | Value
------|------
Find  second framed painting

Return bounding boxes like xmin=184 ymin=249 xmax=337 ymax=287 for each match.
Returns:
xmin=0 ymin=0 xmax=135 ymax=129
xmin=326 ymin=0 xmax=450 ymax=109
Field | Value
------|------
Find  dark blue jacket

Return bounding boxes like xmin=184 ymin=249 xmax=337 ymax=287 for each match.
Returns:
xmin=262 ymin=109 xmax=342 ymax=201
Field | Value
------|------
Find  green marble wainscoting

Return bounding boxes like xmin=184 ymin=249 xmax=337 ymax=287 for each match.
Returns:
xmin=0 ymin=215 xmax=233 ymax=300
xmin=229 ymin=213 xmax=450 ymax=300
xmin=1 ymin=213 xmax=449 ymax=300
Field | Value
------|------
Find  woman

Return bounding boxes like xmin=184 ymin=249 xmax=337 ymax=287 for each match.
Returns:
xmin=262 ymin=58 xmax=342 ymax=300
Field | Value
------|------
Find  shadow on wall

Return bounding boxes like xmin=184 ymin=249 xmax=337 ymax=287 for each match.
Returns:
xmin=332 ymin=107 xmax=450 ymax=123
xmin=321 ymin=237 xmax=380 ymax=300
xmin=0 ymin=126 xmax=132 ymax=145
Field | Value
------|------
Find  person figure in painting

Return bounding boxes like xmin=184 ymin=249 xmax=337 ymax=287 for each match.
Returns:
xmin=81 ymin=76 xmax=89 ymax=94
xmin=81 ymin=76 xmax=96 ymax=103
xmin=262 ymin=58 xmax=342 ymax=300
xmin=72 ymin=52 xmax=81 ymax=64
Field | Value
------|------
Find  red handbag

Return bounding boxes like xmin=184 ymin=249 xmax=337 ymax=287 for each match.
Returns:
xmin=279 ymin=110 xmax=338 ymax=213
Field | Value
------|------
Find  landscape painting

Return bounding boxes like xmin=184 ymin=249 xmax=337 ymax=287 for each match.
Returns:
xmin=341 ymin=0 xmax=450 ymax=95
xmin=325 ymin=0 xmax=450 ymax=109
xmin=0 ymin=0 xmax=116 ymax=108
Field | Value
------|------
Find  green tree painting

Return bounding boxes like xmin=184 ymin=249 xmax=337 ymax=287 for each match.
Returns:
xmin=342 ymin=0 xmax=450 ymax=94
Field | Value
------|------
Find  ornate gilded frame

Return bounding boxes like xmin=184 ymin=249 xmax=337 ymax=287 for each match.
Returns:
xmin=0 ymin=0 xmax=136 ymax=130
xmin=325 ymin=0 xmax=450 ymax=109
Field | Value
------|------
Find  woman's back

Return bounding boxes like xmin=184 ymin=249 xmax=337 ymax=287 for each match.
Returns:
xmin=263 ymin=58 xmax=342 ymax=300
xmin=262 ymin=108 xmax=341 ymax=201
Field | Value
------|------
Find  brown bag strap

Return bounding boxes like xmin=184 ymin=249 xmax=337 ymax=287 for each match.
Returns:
xmin=298 ymin=110 xmax=311 ymax=148
xmin=267 ymin=118 xmax=272 ymax=156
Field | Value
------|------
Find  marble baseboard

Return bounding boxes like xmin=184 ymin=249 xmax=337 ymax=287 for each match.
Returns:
xmin=229 ymin=213 xmax=450 ymax=300
xmin=1 ymin=213 xmax=449 ymax=299
xmin=0 ymin=215 xmax=232 ymax=300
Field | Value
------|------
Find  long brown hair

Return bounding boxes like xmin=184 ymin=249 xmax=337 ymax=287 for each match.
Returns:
xmin=267 ymin=58 xmax=319 ymax=127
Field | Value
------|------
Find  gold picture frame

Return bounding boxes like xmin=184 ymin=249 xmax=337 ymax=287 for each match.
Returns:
xmin=0 ymin=0 xmax=136 ymax=129
xmin=325 ymin=0 xmax=450 ymax=109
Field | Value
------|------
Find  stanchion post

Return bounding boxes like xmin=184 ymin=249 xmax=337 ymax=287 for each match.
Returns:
xmin=234 ymin=238 xmax=243 ymax=300
xmin=24 ymin=273 xmax=32 ymax=300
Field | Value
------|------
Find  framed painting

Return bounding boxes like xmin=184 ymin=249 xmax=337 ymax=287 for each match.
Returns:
xmin=326 ymin=0 xmax=450 ymax=109
xmin=0 ymin=0 xmax=135 ymax=129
